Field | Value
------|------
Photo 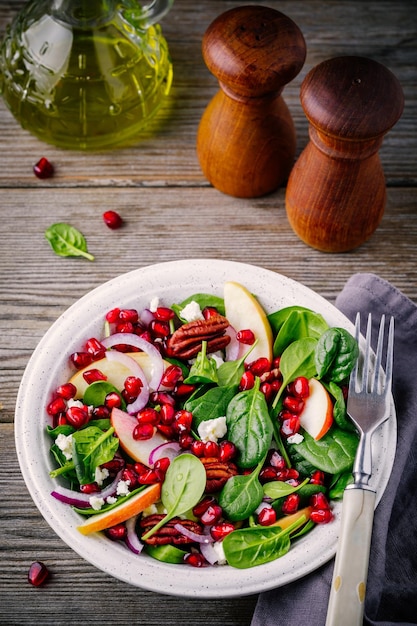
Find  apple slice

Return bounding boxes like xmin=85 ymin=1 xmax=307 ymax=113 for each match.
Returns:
xmin=299 ymin=378 xmax=333 ymax=440
xmin=224 ymin=281 xmax=273 ymax=362
xmin=110 ymin=407 xmax=168 ymax=466
xmin=77 ymin=482 xmax=161 ymax=535
xmin=69 ymin=352 xmax=167 ymax=399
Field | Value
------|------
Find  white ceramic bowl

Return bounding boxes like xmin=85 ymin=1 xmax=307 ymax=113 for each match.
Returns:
xmin=15 ymin=260 xmax=396 ymax=598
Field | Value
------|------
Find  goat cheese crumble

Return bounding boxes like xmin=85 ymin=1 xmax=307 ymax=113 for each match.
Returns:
xmin=180 ymin=301 xmax=204 ymax=322
xmin=197 ymin=416 xmax=227 ymax=443
xmin=55 ymin=433 xmax=73 ymax=460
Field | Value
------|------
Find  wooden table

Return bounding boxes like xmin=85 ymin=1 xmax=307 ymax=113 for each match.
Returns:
xmin=1 ymin=1 xmax=416 ymax=624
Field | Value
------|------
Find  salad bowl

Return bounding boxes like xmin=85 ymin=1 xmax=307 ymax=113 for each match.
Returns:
xmin=14 ymin=259 xmax=396 ymax=598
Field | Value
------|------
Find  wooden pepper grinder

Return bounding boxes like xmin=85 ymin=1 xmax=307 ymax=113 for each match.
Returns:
xmin=197 ymin=6 xmax=306 ymax=198
xmin=285 ymin=56 xmax=404 ymax=252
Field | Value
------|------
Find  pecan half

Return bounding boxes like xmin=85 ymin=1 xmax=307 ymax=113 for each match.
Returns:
xmin=139 ymin=515 xmax=204 ymax=545
xmin=200 ymin=457 xmax=239 ymax=493
xmin=166 ymin=314 xmax=231 ymax=359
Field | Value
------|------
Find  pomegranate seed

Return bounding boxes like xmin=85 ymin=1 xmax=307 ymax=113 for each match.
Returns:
xmin=119 ymin=308 xmax=139 ymax=323
xmin=121 ymin=467 xmax=138 ymax=488
xmin=248 ymin=357 xmax=271 ymax=376
xmin=174 ymin=410 xmax=193 ymax=434
xmin=286 ymin=468 xmax=300 ymax=480
xmin=258 ymin=506 xmax=277 ymax=526
xmin=204 ymin=441 xmax=220 ymax=458
xmin=138 ymin=469 xmax=160 ymax=484
xmin=84 ymin=337 xmax=106 ymax=359
xmin=102 ymin=457 xmax=125 ymax=472
xmin=193 ymin=496 xmax=217 ymax=518
xmin=123 ymin=376 xmax=143 ymax=398
xmin=210 ymin=522 xmax=235 ymax=541
xmin=260 ymin=382 xmax=274 ymax=403
xmin=271 ymin=379 xmax=282 ymax=393
xmin=28 ymin=561 xmax=49 ymax=586
xmin=83 ymin=368 xmax=107 ymax=384
xmin=200 ymin=504 xmax=223 ymax=525
xmin=133 ymin=422 xmax=154 ymax=440
xmin=137 ymin=407 xmax=159 ymax=425
xmin=174 ymin=383 xmax=196 ymax=397
xmin=154 ymin=457 xmax=170 ymax=474
xmin=66 ymin=406 xmax=89 ymax=428
xmin=115 ymin=321 xmax=134 ymax=334
xmin=184 ymin=552 xmax=207 ymax=567
xmin=105 ymin=523 xmax=127 ymax=540
xmin=55 ymin=383 xmax=77 ymax=400
xmin=269 ymin=450 xmax=286 ymax=469
xmin=47 ymin=396 xmax=67 ymax=416
xmin=80 ymin=482 xmax=99 ymax=494
xmin=150 ymin=391 xmax=176 ymax=406
xmin=106 ymin=308 xmax=121 ymax=323
xmin=138 ymin=330 xmax=152 ymax=343
xmin=179 ymin=433 xmax=194 ymax=449
xmin=150 ymin=319 xmax=170 ymax=339
xmin=70 ymin=351 xmax=93 ymax=369
xmin=282 ymin=493 xmax=300 ymax=514
xmin=283 ymin=395 xmax=304 ymax=414
xmin=219 ymin=440 xmax=237 ymax=462
xmin=310 ymin=492 xmax=331 ymax=510
xmin=239 ymin=370 xmax=255 ymax=391
xmin=310 ymin=508 xmax=334 ymax=524
xmin=259 ymin=467 xmax=278 ymax=482
xmin=281 ymin=415 xmax=300 ymax=436
xmin=287 ymin=376 xmax=310 ymax=399
xmin=236 ymin=329 xmax=255 ymax=344
xmin=92 ymin=405 xmax=110 ymax=420
xmin=160 ymin=364 xmax=183 ymax=388
xmin=154 ymin=306 xmax=175 ymax=321
xmin=160 ymin=403 xmax=175 ymax=425
xmin=55 ymin=414 xmax=68 ymax=427
xmin=103 ymin=210 xmax=123 ymax=230
xmin=105 ymin=392 xmax=122 ymax=409
xmin=33 ymin=157 xmax=54 ymax=179
xmin=310 ymin=470 xmax=325 ymax=485
xmin=157 ymin=424 xmax=174 ymax=438
xmin=191 ymin=440 xmax=206 ymax=457
xmin=202 ymin=306 xmax=219 ymax=319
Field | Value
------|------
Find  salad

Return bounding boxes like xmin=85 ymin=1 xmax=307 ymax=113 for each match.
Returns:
xmin=46 ymin=281 xmax=359 ymax=569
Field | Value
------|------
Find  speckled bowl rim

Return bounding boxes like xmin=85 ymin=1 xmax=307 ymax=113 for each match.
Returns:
xmin=14 ymin=259 xmax=396 ymax=598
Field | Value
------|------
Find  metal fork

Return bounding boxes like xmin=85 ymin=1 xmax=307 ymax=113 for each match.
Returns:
xmin=326 ymin=313 xmax=394 ymax=626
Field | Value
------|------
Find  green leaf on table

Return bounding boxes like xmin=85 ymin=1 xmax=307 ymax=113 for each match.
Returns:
xmin=45 ymin=222 xmax=94 ymax=261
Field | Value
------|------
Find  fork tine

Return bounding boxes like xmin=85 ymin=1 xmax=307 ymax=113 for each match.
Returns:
xmin=364 ymin=313 xmax=373 ymax=392
xmin=384 ymin=316 xmax=395 ymax=398
xmin=372 ymin=314 xmax=385 ymax=394
xmin=349 ymin=312 xmax=361 ymax=395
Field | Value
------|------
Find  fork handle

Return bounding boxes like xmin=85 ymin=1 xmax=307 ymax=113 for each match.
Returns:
xmin=325 ymin=487 xmax=376 ymax=626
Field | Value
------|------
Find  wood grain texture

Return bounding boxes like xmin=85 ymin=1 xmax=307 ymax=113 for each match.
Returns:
xmin=1 ymin=1 xmax=416 ymax=624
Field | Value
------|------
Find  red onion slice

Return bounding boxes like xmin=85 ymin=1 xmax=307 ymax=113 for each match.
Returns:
xmin=148 ymin=441 xmax=181 ymax=466
xmin=125 ymin=515 xmax=144 ymax=554
xmin=139 ymin=308 xmax=155 ymax=328
xmin=174 ymin=522 xmax=213 ymax=544
xmin=224 ymin=325 xmax=240 ymax=361
xmin=105 ymin=350 xmax=149 ymax=413
xmin=101 ymin=333 xmax=164 ymax=391
xmin=51 ymin=470 xmax=123 ymax=507
xmin=200 ymin=541 xmax=220 ymax=565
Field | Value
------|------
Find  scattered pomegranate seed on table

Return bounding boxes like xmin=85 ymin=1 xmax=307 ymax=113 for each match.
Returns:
xmin=28 ymin=561 xmax=49 ymax=586
xmin=33 ymin=157 xmax=54 ymax=179
xmin=103 ymin=210 xmax=123 ymax=229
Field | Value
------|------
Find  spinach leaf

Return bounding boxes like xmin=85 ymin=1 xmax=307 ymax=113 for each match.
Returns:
xmin=71 ymin=425 xmax=119 ymax=484
xmin=186 ymin=384 xmax=237 ymax=429
xmin=184 ymin=341 xmax=218 ymax=384
xmin=145 ymin=544 xmax=188 ymax=564
xmin=268 ymin=306 xmax=328 ymax=338
xmin=222 ymin=513 xmax=308 ymax=568
xmin=288 ymin=428 xmax=358 ymax=475
xmin=226 ymin=378 xmax=273 ymax=468
xmin=273 ymin=309 xmax=329 ymax=355
xmin=172 ymin=293 xmax=225 ymax=320
xmin=141 ymin=454 xmax=206 ymax=540
xmin=217 ymin=341 xmax=257 ymax=388
xmin=219 ymin=457 xmax=265 ymax=521
xmin=328 ymin=471 xmax=354 ymax=499
xmin=315 ymin=327 xmax=359 ymax=383
xmin=83 ymin=381 xmax=126 ymax=410
xmin=45 ymin=223 xmax=94 ymax=261
xmin=272 ymin=337 xmax=318 ymax=409
xmin=263 ymin=477 xmax=309 ymax=500
xmin=323 ymin=380 xmax=355 ymax=431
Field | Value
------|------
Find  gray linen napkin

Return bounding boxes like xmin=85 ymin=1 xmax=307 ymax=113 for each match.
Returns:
xmin=252 ymin=273 xmax=417 ymax=626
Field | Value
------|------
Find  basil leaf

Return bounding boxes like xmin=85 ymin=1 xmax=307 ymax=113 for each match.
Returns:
xmin=288 ymin=429 xmax=358 ymax=475
xmin=45 ymin=223 xmax=94 ymax=261
xmin=219 ymin=459 xmax=265 ymax=521
xmin=226 ymin=379 xmax=273 ymax=468
xmin=315 ymin=328 xmax=359 ymax=383
xmin=141 ymin=454 xmax=206 ymax=540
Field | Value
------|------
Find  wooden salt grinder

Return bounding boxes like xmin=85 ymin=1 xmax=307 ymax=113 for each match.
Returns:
xmin=285 ymin=56 xmax=404 ymax=252
xmin=196 ymin=6 xmax=306 ymax=198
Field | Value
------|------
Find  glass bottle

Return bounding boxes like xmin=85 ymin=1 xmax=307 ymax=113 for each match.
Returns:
xmin=0 ymin=0 xmax=174 ymax=149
